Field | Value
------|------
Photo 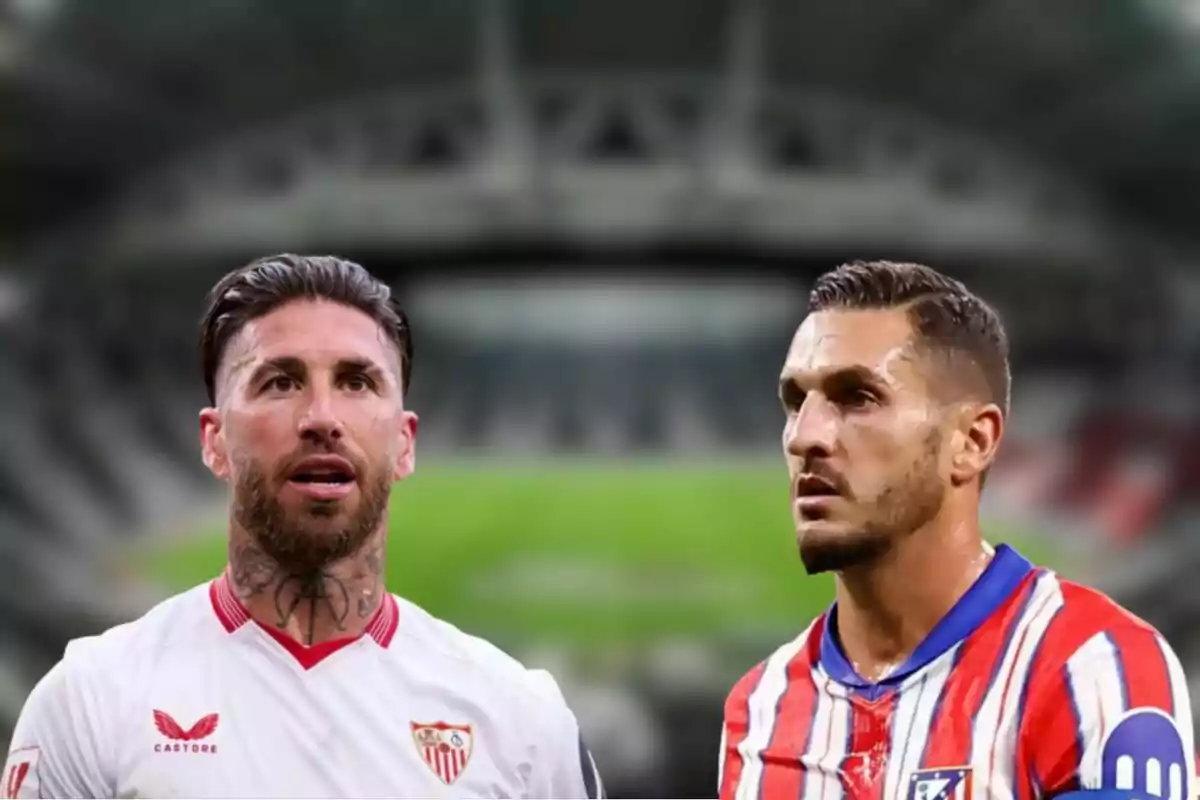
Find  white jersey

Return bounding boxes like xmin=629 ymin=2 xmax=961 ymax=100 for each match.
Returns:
xmin=3 ymin=574 xmax=605 ymax=799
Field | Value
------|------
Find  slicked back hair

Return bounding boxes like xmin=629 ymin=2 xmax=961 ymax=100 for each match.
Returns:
xmin=199 ymin=254 xmax=412 ymax=404
xmin=809 ymin=260 xmax=1010 ymax=417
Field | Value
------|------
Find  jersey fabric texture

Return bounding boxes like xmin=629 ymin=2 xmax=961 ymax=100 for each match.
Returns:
xmin=720 ymin=545 xmax=1194 ymax=800
xmin=3 ymin=573 xmax=605 ymax=799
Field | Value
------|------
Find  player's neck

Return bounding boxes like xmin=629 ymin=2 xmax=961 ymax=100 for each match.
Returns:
xmin=833 ymin=513 xmax=991 ymax=682
xmin=226 ymin=529 xmax=388 ymax=647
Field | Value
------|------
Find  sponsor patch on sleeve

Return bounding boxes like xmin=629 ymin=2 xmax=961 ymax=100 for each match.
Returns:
xmin=1099 ymin=708 xmax=1188 ymax=800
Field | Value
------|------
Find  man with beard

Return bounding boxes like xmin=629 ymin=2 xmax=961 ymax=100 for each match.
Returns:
xmin=719 ymin=261 xmax=1193 ymax=800
xmin=3 ymin=255 xmax=604 ymax=799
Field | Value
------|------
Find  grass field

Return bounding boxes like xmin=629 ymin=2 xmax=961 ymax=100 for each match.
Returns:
xmin=137 ymin=460 xmax=1060 ymax=650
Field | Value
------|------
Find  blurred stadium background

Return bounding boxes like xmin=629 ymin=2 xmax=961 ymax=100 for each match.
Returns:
xmin=3 ymin=0 xmax=1200 ymax=796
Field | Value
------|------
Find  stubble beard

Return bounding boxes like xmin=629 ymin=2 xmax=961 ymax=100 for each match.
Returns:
xmin=798 ymin=429 xmax=946 ymax=575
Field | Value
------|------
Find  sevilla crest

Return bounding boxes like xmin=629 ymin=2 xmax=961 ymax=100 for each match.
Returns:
xmin=411 ymin=721 xmax=474 ymax=785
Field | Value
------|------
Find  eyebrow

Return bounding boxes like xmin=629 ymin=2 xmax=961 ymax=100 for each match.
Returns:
xmin=336 ymin=358 xmax=390 ymax=383
xmin=778 ymin=363 xmax=883 ymax=395
xmin=246 ymin=356 xmax=390 ymax=385
xmin=247 ymin=356 xmax=305 ymax=386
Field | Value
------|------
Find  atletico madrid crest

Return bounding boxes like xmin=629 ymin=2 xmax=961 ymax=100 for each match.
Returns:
xmin=411 ymin=721 xmax=474 ymax=785
xmin=908 ymin=767 xmax=973 ymax=800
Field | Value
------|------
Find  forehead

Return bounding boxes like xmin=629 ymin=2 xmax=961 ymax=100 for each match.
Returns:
xmin=229 ymin=299 xmax=396 ymax=368
xmin=783 ymin=308 xmax=917 ymax=380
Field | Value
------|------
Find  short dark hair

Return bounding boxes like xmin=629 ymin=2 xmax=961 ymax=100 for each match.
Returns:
xmin=809 ymin=260 xmax=1010 ymax=415
xmin=199 ymin=254 xmax=412 ymax=404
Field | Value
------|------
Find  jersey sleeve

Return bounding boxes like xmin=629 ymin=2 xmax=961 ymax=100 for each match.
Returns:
xmin=1021 ymin=624 xmax=1194 ymax=799
xmin=3 ymin=649 xmax=113 ymax=799
xmin=719 ymin=661 xmax=766 ymax=800
xmin=524 ymin=669 xmax=605 ymax=800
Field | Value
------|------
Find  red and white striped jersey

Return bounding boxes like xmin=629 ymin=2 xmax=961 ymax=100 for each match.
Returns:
xmin=3 ymin=573 xmax=605 ymax=799
xmin=720 ymin=545 xmax=1195 ymax=800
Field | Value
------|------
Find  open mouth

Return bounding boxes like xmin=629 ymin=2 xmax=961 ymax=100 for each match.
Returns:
xmin=290 ymin=470 xmax=353 ymax=485
xmin=794 ymin=475 xmax=839 ymax=498
xmin=287 ymin=457 xmax=357 ymax=488
xmin=794 ymin=475 xmax=840 ymax=521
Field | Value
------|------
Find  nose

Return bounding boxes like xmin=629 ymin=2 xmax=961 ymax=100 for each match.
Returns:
xmin=297 ymin=386 xmax=345 ymax=444
xmin=784 ymin=395 xmax=837 ymax=460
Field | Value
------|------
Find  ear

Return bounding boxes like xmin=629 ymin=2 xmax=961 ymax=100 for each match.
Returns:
xmin=393 ymin=411 xmax=418 ymax=482
xmin=949 ymin=402 xmax=1004 ymax=487
xmin=199 ymin=407 xmax=232 ymax=482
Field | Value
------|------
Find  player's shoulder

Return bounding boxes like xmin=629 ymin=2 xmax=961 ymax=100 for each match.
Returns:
xmin=56 ymin=581 xmax=218 ymax=681
xmin=1047 ymin=570 xmax=1161 ymax=637
xmin=724 ymin=614 xmax=823 ymax=712
xmin=389 ymin=593 xmax=573 ymax=710
xmin=1032 ymin=568 xmax=1173 ymax=666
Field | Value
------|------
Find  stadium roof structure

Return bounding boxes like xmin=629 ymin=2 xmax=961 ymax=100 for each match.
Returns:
xmin=4 ymin=0 xmax=1200 ymax=265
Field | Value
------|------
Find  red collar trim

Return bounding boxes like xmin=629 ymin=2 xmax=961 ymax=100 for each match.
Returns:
xmin=208 ymin=571 xmax=399 ymax=669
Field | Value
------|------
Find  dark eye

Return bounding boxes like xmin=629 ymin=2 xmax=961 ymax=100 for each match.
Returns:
xmin=265 ymin=375 xmax=298 ymax=393
xmin=342 ymin=373 xmax=374 ymax=393
xmin=840 ymin=388 xmax=877 ymax=409
xmin=780 ymin=383 xmax=806 ymax=412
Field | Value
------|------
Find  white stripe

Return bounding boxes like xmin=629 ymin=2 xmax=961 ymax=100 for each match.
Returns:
xmin=1159 ymin=635 xmax=1196 ymax=800
xmin=718 ymin=725 xmax=728 ymax=794
xmin=1067 ymin=631 xmax=1128 ymax=788
xmin=971 ymin=572 xmax=1064 ymax=800
xmin=883 ymin=646 xmax=962 ymax=800
xmin=802 ymin=674 xmax=853 ymax=800
xmin=588 ymin=750 xmax=604 ymax=799
xmin=800 ymin=677 xmax=836 ymax=800
xmin=735 ymin=625 xmax=813 ymax=800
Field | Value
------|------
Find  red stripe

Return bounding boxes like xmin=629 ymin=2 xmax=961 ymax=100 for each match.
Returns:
xmin=721 ymin=660 xmax=768 ymax=800
xmin=921 ymin=574 xmax=1038 ymax=769
xmin=1024 ymin=657 xmax=1081 ymax=792
xmin=841 ymin=693 xmax=898 ymax=800
xmin=758 ymin=655 xmax=819 ymax=800
xmin=1020 ymin=585 xmax=1104 ymax=795
xmin=209 ymin=574 xmax=249 ymax=632
xmin=1020 ymin=583 xmax=1171 ymax=796
xmin=1109 ymin=626 xmax=1174 ymax=712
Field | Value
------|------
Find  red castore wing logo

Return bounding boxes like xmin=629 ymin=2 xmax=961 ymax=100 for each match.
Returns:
xmin=154 ymin=710 xmax=220 ymax=741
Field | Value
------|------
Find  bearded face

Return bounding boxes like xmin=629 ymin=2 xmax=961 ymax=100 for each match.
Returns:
xmin=200 ymin=299 xmax=418 ymax=573
xmin=780 ymin=308 xmax=955 ymax=575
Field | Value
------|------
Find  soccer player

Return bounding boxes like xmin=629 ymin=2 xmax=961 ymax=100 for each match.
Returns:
xmin=3 ymin=255 xmax=605 ymax=799
xmin=719 ymin=261 xmax=1194 ymax=800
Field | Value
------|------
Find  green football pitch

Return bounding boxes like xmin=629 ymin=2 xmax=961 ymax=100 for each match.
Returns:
xmin=137 ymin=460 xmax=1061 ymax=651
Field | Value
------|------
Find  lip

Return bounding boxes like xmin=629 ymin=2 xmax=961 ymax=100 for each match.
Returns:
xmin=285 ymin=455 xmax=358 ymax=501
xmin=289 ymin=455 xmax=357 ymax=480
xmin=794 ymin=494 xmax=839 ymax=508
xmin=793 ymin=474 xmax=839 ymax=499
xmin=792 ymin=473 xmax=841 ymax=521
xmin=793 ymin=495 xmax=841 ymax=524
xmin=286 ymin=480 xmax=356 ymax=501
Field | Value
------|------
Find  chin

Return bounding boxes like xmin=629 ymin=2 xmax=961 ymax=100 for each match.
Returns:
xmin=290 ymin=509 xmax=356 ymax=531
xmin=796 ymin=524 xmax=890 ymax=575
